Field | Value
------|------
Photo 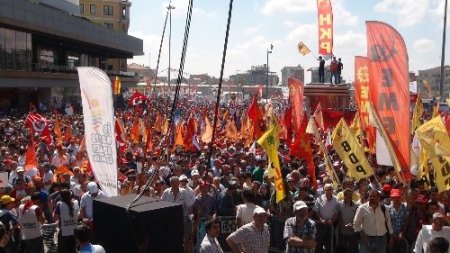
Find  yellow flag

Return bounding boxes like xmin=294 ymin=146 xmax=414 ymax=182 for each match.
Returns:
xmin=417 ymin=147 xmax=431 ymax=190
xmin=415 ymin=116 xmax=450 ymax=159
xmin=308 ymin=117 xmax=341 ymax=189
xmin=257 ymin=124 xmax=285 ymax=203
xmin=350 ymin=112 xmax=363 ymax=147
xmin=431 ymin=155 xmax=450 ymax=193
xmin=411 ymin=95 xmax=424 ymax=135
xmin=332 ymin=118 xmax=374 ymax=181
xmin=297 ymin=42 xmax=311 ymax=56
xmin=432 ymin=105 xmax=440 ymax=118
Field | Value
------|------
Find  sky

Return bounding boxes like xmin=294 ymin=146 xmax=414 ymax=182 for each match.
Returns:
xmin=127 ymin=0 xmax=450 ymax=84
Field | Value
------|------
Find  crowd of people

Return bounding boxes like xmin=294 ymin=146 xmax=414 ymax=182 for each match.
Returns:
xmin=0 ymin=92 xmax=448 ymax=253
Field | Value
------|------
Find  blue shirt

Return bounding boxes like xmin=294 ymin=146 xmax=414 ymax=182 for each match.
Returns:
xmin=389 ymin=203 xmax=407 ymax=236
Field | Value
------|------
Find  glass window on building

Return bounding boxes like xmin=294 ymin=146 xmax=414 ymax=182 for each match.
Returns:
xmin=104 ymin=5 xmax=113 ymax=15
xmin=90 ymin=4 xmax=96 ymax=14
xmin=104 ymin=23 xmax=114 ymax=29
xmin=122 ymin=7 xmax=126 ymax=18
xmin=80 ymin=4 xmax=84 ymax=14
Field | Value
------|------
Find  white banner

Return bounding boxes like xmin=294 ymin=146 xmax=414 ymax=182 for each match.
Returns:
xmin=376 ymin=129 xmax=393 ymax=166
xmin=78 ymin=67 xmax=117 ymax=196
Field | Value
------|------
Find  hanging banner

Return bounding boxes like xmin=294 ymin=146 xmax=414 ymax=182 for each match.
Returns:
xmin=366 ymin=21 xmax=410 ymax=180
xmin=354 ymin=56 xmax=375 ymax=152
xmin=332 ymin=118 xmax=374 ymax=181
xmin=317 ymin=0 xmax=333 ymax=55
xmin=78 ymin=67 xmax=118 ymax=197
xmin=288 ymin=78 xmax=304 ymax=132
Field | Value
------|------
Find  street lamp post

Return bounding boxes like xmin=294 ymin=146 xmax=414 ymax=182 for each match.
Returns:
xmin=266 ymin=44 xmax=273 ymax=100
xmin=440 ymin=0 xmax=448 ymax=100
xmin=167 ymin=4 xmax=175 ymax=91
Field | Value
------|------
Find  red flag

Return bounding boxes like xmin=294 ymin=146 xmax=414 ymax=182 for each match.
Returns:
xmin=128 ymin=91 xmax=148 ymax=107
xmin=354 ymin=56 xmax=376 ymax=152
xmin=366 ymin=21 xmax=410 ymax=180
xmin=289 ymin=114 xmax=317 ymax=188
xmin=317 ymin=0 xmax=333 ymax=55
xmin=288 ymin=78 xmax=304 ymax=132
xmin=25 ymin=112 xmax=51 ymax=144
xmin=130 ymin=118 xmax=140 ymax=144
xmin=248 ymin=97 xmax=264 ymax=139
xmin=284 ymin=107 xmax=293 ymax=146
xmin=314 ymin=103 xmax=324 ymax=130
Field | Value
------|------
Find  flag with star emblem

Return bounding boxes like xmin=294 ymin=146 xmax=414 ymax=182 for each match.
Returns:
xmin=257 ymin=123 xmax=285 ymax=202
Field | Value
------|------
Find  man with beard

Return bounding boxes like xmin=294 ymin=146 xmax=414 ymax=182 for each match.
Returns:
xmin=354 ymin=189 xmax=393 ymax=253
xmin=283 ymin=201 xmax=317 ymax=253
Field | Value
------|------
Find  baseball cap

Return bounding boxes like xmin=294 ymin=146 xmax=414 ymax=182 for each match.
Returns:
xmin=253 ymin=207 xmax=267 ymax=215
xmin=179 ymin=175 xmax=188 ymax=182
xmin=191 ymin=169 xmax=200 ymax=176
xmin=390 ymin=189 xmax=401 ymax=198
xmin=433 ymin=212 xmax=445 ymax=220
xmin=0 ymin=195 xmax=15 ymax=205
xmin=87 ymin=182 xmax=98 ymax=194
xmin=293 ymin=201 xmax=308 ymax=211
xmin=16 ymin=166 xmax=24 ymax=172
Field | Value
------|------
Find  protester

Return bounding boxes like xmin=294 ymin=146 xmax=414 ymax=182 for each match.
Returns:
xmin=414 ymin=213 xmax=450 ymax=253
xmin=284 ymin=200 xmax=317 ymax=252
xmin=226 ymin=207 xmax=270 ymax=253
xmin=199 ymin=218 xmax=224 ymax=253
xmin=73 ymin=224 xmax=105 ymax=253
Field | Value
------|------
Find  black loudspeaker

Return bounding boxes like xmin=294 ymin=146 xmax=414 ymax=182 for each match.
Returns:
xmin=93 ymin=194 xmax=184 ymax=253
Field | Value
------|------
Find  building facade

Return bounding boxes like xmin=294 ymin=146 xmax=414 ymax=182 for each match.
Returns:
xmin=417 ymin=66 xmax=450 ymax=99
xmin=0 ymin=0 xmax=143 ymax=109
xmin=229 ymin=65 xmax=279 ymax=86
xmin=281 ymin=65 xmax=304 ymax=86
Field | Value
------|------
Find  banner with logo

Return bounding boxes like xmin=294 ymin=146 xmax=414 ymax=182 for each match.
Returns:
xmin=366 ymin=21 xmax=410 ymax=180
xmin=332 ymin=118 xmax=374 ymax=181
xmin=317 ymin=0 xmax=333 ymax=55
xmin=78 ymin=67 xmax=118 ymax=197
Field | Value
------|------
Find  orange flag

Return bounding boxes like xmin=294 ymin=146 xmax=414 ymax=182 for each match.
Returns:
xmin=314 ymin=103 xmax=325 ymax=130
xmin=130 ymin=117 xmax=140 ymax=144
xmin=288 ymin=77 xmax=304 ymax=132
xmin=54 ymin=115 xmax=62 ymax=145
xmin=64 ymin=125 xmax=73 ymax=144
xmin=366 ymin=21 xmax=410 ymax=180
xmin=24 ymin=139 xmax=38 ymax=171
xmin=201 ymin=116 xmax=213 ymax=143
xmin=226 ymin=119 xmax=238 ymax=141
xmin=174 ymin=124 xmax=185 ymax=149
xmin=248 ymin=97 xmax=264 ymax=139
xmin=354 ymin=56 xmax=376 ymax=152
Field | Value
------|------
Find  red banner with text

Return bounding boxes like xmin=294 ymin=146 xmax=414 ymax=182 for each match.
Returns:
xmin=288 ymin=78 xmax=304 ymax=133
xmin=366 ymin=21 xmax=410 ymax=179
xmin=354 ymin=56 xmax=376 ymax=152
xmin=317 ymin=0 xmax=333 ymax=55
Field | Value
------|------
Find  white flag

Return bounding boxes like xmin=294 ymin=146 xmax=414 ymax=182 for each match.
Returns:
xmin=78 ymin=67 xmax=118 ymax=196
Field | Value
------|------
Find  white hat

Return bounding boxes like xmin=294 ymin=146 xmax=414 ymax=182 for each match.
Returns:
xmin=16 ymin=166 xmax=24 ymax=172
xmin=87 ymin=182 xmax=98 ymax=194
xmin=293 ymin=201 xmax=308 ymax=211
xmin=191 ymin=169 xmax=200 ymax=176
xmin=179 ymin=175 xmax=188 ymax=182
xmin=253 ymin=207 xmax=267 ymax=215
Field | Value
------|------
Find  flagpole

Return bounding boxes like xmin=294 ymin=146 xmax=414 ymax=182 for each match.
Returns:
xmin=440 ymin=0 xmax=448 ymax=101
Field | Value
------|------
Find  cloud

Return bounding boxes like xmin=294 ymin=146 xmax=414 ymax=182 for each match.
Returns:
xmin=260 ymin=0 xmax=316 ymax=16
xmin=374 ymin=0 xmax=429 ymax=27
xmin=414 ymin=38 xmax=436 ymax=53
xmin=245 ymin=26 xmax=260 ymax=34
xmin=285 ymin=24 xmax=316 ymax=45
xmin=430 ymin=0 xmax=450 ymax=27
xmin=332 ymin=0 xmax=359 ymax=26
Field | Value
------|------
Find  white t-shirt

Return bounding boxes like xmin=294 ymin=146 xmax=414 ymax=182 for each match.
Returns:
xmin=414 ymin=225 xmax=450 ymax=253
xmin=80 ymin=191 xmax=106 ymax=220
xmin=236 ymin=203 xmax=261 ymax=226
